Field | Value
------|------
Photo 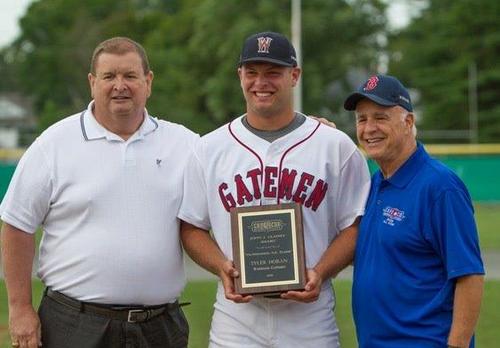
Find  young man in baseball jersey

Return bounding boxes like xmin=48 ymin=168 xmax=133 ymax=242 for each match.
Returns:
xmin=178 ymin=31 xmax=371 ymax=347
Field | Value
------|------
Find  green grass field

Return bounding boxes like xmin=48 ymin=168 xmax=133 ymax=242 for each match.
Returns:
xmin=182 ymin=280 xmax=500 ymax=348
xmin=1 ymin=203 xmax=499 ymax=346
xmin=1 ymin=280 xmax=500 ymax=348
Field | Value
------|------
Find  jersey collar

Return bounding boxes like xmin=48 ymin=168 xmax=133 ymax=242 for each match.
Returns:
xmin=230 ymin=113 xmax=318 ymax=149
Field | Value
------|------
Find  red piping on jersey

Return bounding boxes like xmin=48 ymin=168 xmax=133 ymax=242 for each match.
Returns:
xmin=227 ymin=118 xmax=322 ymax=205
xmin=277 ymin=120 xmax=321 ymax=203
xmin=228 ymin=120 xmax=265 ymax=205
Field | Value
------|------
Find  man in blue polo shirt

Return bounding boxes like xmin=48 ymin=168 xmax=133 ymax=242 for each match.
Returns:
xmin=344 ymin=75 xmax=484 ymax=348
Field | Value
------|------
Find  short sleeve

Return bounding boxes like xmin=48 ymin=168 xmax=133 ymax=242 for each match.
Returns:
xmin=428 ymin=189 xmax=484 ymax=279
xmin=177 ymin=141 xmax=211 ymax=231
xmin=0 ymin=140 xmax=53 ymax=233
xmin=336 ymin=149 xmax=371 ymax=231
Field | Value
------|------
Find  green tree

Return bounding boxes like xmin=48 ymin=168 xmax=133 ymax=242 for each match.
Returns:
xmin=4 ymin=0 xmax=387 ymax=135
xmin=5 ymin=0 xmax=170 ymax=131
xmin=148 ymin=0 xmax=387 ymax=134
xmin=388 ymin=0 xmax=500 ymax=142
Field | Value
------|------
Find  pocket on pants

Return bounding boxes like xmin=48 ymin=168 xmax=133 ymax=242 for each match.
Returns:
xmin=38 ymin=295 xmax=80 ymax=347
xmin=142 ymin=306 xmax=189 ymax=348
xmin=38 ymin=295 xmax=113 ymax=348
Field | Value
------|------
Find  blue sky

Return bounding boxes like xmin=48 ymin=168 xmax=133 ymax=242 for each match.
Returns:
xmin=0 ymin=0 xmax=32 ymax=48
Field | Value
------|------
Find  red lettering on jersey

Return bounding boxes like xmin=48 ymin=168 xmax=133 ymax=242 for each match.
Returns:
xmin=247 ymin=168 xmax=262 ymax=199
xmin=292 ymin=172 xmax=314 ymax=204
xmin=235 ymin=174 xmax=253 ymax=205
xmin=278 ymin=168 xmax=297 ymax=200
xmin=304 ymin=179 xmax=328 ymax=211
xmin=263 ymin=166 xmax=278 ymax=198
xmin=219 ymin=168 xmax=329 ymax=212
xmin=218 ymin=182 xmax=236 ymax=212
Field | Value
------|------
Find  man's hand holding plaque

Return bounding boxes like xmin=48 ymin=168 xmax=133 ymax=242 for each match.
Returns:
xmin=280 ymin=268 xmax=322 ymax=303
xmin=219 ymin=259 xmax=253 ymax=303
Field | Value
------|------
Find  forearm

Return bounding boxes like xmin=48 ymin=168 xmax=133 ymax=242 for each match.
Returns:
xmin=1 ymin=223 xmax=36 ymax=308
xmin=180 ymin=221 xmax=228 ymax=276
xmin=448 ymin=274 xmax=484 ymax=347
xmin=313 ymin=218 xmax=359 ymax=281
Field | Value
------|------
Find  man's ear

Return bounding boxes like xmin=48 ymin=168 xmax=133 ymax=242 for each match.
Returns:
xmin=404 ymin=112 xmax=415 ymax=134
xmin=291 ymin=67 xmax=301 ymax=87
xmin=146 ymin=70 xmax=154 ymax=98
xmin=88 ymin=73 xmax=96 ymax=98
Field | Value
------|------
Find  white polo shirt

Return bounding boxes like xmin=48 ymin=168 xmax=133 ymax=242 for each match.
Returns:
xmin=0 ymin=102 xmax=198 ymax=305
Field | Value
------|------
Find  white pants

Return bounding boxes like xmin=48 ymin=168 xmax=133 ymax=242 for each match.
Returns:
xmin=209 ymin=282 xmax=340 ymax=348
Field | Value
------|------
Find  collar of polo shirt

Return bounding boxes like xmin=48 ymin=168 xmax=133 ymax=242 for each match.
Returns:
xmin=80 ymin=101 xmax=158 ymax=142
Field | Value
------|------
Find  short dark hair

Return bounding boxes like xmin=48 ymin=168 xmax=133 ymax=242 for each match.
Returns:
xmin=90 ymin=37 xmax=150 ymax=75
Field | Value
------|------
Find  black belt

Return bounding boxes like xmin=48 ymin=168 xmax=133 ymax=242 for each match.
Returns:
xmin=45 ymin=288 xmax=177 ymax=323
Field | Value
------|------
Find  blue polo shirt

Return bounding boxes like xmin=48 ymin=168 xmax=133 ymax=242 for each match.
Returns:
xmin=353 ymin=143 xmax=484 ymax=348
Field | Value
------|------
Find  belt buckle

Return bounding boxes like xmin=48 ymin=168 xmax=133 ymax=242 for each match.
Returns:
xmin=127 ymin=309 xmax=147 ymax=323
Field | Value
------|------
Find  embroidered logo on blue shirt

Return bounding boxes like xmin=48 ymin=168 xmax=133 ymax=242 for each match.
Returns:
xmin=382 ymin=206 xmax=405 ymax=226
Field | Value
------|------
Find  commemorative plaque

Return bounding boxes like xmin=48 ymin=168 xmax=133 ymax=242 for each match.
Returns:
xmin=230 ymin=203 xmax=306 ymax=295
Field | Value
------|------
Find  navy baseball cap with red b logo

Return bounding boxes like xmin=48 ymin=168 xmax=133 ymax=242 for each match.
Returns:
xmin=239 ymin=31 xmax=297 ymax=67
xmin=344 ymin=75 xmax=413 ymax=112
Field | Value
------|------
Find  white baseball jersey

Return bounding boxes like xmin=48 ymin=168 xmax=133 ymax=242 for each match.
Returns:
xmin=178 ymin=114 xmax=371 ymax=347
xmin=0 ymin=101 xmax=198 ymax=305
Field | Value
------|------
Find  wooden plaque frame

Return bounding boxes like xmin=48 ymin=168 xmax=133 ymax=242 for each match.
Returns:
xmin=230 ymin=202 xmax=306 ymax=295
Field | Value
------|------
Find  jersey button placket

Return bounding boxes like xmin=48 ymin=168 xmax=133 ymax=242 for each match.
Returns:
xmin=376 ymin=180 xmax=388 ymax=206
xmin=265 ymin=299 xmax=278 ymax=347
xmin=263 ymin=147 xmax=279 ymax=205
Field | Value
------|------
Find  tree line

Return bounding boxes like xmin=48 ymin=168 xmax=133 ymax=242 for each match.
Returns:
xmin=1 ymin=0 xmax=498 ymax=142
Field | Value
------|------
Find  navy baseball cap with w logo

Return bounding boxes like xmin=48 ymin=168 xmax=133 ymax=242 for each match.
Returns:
xmin=344 ymin=75 xmax=413 ymax=112
xmin=239 ymin=31 xmax=297 ymax=67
